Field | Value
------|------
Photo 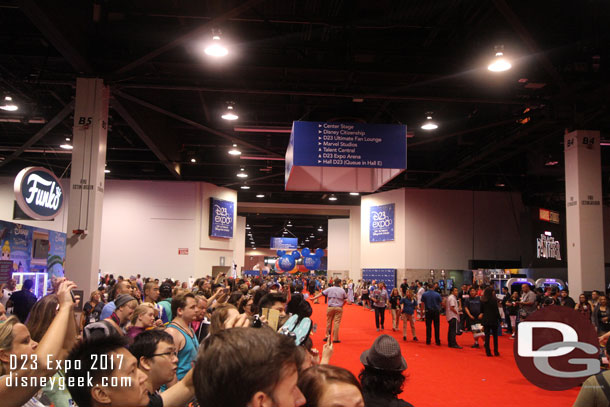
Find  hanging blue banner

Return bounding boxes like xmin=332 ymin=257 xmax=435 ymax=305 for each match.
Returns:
xmin=209 ymin=198 xmax=234 ymax=239
xmin=370 ymin=203 xmax=395 ymax=242
xmin=270 ymin=237 xmax=298 ymax=250
xmin=290 ymin=121 xmax=406 ymax=169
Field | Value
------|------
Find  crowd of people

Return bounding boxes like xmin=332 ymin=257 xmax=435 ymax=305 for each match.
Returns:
xmin=0 ymin=271 xmax=606 ymax=407
xmin=0 ymin=273 xmax=416 ymax=407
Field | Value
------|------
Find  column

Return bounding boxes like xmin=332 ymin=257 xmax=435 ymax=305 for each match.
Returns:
xmin=564 ymin=130 xmax=604 ymax=297
xmin=65 ymin=78 xmax=109 ymax=298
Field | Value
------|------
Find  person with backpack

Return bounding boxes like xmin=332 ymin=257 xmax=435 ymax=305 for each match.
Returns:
xmin=80 ymin=290 xmax=104 ymax=329
xmin=83 ymin=294 xmax=138 ymax=340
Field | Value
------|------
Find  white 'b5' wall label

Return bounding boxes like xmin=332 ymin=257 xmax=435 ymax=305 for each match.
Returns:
xmin=14 ymin=167 xmax=64 ymax=220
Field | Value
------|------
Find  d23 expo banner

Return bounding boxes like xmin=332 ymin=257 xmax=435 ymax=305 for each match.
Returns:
xmin=369 ymin=203 xmax=394 ymax=242
xmin=209 ymin=198 xmax=234 ymax=239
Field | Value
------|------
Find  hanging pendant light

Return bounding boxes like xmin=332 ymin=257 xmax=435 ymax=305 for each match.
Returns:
xmin=488 ymin=46 xmax=512 ymax=72
xmin=0 ymin=96 xmax=18 ymax=111
xmin=221 ymin=104 xmax=239 ymax=121
xmin=204 ymin=30 xmax=229 ymax=57
xmin=421 ymin=113 xmax=438 ymax=130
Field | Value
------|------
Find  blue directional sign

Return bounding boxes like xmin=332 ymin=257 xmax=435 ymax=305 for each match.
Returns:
xmin=291 ymin=121 xmax=406 ymax=168
xmin=270 ymin=237 xmax=298 ymax=250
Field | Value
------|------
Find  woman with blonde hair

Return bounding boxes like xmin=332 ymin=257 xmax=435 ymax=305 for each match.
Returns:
xmin=347 ymin=279 xmax=355 ymax=304
xmin=126 ymin=302 xmax=156 ymax=339
xmin=0 ymin=280 xmax=77 ymax=407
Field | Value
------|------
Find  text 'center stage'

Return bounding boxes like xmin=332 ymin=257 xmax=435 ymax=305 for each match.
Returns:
xmin=285 ymin=121 xmax=407 ymax=192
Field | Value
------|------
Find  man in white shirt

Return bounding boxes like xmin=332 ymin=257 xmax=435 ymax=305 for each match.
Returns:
xmin=445 ymin=287 xmax=462 ymax=349
xmin=310 ymin=278 xmax=347 ymax=343
xmin=416 ymin=282 xmax=425 ymax=321
xmin=519 ymin=284 xmax=537 ymax=319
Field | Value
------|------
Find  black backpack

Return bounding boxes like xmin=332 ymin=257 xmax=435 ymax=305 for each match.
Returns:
xmin=83 ymin=302 xmax=104 ymax=327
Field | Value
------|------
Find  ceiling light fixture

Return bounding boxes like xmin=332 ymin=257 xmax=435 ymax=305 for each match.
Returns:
xmin=237 ymin=168 xmax=248 ymax=178
xmin=104 ymin=169 xmax=110 ymax=174
xmin=256 ymin=194 xmax=265 ymax=198
xmin=317 ymin=226 xmax=323 ymax=232
xmin=350 ymin=192 xmax=360 ymax=196
xmin=240 ymin=184 xmax=250 ymax=189
xmin=228 ymin=144 xmax=241 ymax=155
xmin=421 ymin=113 xmax=438 ymax=130
xmin=0 ymin=96 xmax=18 ymax=111
xmin=488 ymin=46 xmax=512 ymax=72
xmin=190 ymin=158 xmax=196 ymax=163
xmin=221 ymin=104 xmax=238 ymax=121
xmin=328 ymin=194 xmax=337 ymax=201
xmin=60 ymin=143 xmax=73 ymax=150
xmin=204 ymin=30 xmax=228 ymax=57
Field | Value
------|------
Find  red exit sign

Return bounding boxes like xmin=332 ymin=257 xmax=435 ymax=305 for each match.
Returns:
xmin=178 ymin=248 xmax=189 ymax=255
xmin=539 ymin=208 xmax=560 ymax=224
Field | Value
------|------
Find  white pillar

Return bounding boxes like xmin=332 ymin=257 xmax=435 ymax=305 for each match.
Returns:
xmin=564 ymin=130 xmax=604 ymax=297
xmin=65 ymin=78 xmax=109 ymax=298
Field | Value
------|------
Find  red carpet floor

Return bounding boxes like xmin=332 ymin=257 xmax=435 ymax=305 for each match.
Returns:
xmin=308 ymin=301 xmax=579 ymax=407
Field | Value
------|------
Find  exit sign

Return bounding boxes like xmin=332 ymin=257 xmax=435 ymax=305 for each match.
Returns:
xmin=178 ymin=248 xmax=189 ymax=255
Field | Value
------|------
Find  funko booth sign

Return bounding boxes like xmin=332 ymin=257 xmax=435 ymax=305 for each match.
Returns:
xmin=14 ymin=167 xmax=64 ymax=220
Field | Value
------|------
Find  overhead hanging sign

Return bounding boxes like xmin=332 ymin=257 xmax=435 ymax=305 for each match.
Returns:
xmin=369 ymin=203 xmax=395 ymax=242
xmin=291 ymin=121 xmax=407 ymax=168
xmin=270 ymin=237 xmax=298 ymax=250
xmin=14 ymin=167 xmax=64 ymax=220
xmin=209 ymin=198 xmax=234 ymax=239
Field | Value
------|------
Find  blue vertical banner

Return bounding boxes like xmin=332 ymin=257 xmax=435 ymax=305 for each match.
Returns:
xmin=209 ymin=198 xmax=234 ymax=239
xmin=369 ymin=203 xmax=395 ymax=242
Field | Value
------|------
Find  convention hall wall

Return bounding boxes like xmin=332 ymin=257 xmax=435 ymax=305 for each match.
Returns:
xmin=1 ymin=176 xmax=610 ymax=284
xmin=98 ymin=180 xmax=244 ymax=282
xmin=361 ymin=188 xmax=528 ymax=278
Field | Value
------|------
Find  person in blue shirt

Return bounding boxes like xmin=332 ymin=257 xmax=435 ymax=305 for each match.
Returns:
xmin=400 ymin=289 xmax=418 ymax=341
xmin=464 ymin=287 xmax=484 ymax=348
xmin=420 ymin=284 xmax=442 ymax=345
